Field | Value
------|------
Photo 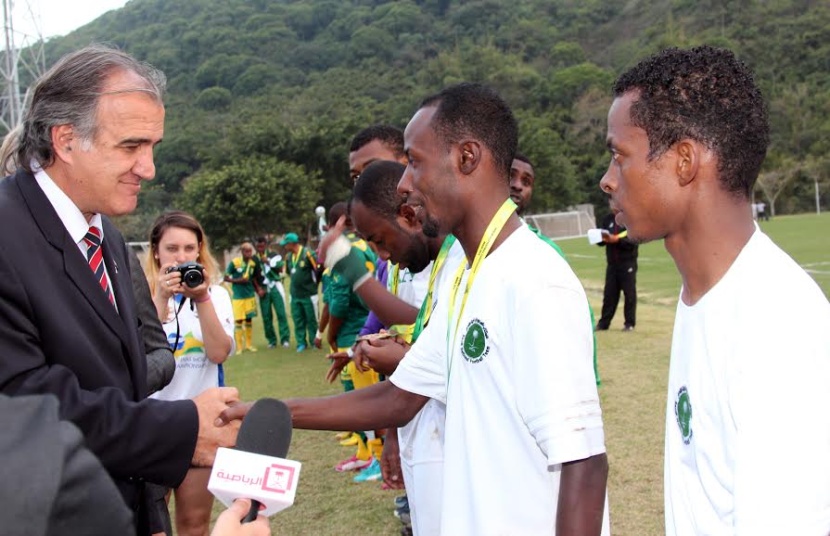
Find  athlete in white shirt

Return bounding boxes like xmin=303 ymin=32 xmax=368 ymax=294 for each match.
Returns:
xmin=221 ymin=83 xmax=609 ymax=536
xmin=600 ymin=45 xmax=830 ymax=534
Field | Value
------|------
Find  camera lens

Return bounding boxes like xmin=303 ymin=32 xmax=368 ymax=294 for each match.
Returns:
xmin=182 ymin=268 xmax=204 ymax=288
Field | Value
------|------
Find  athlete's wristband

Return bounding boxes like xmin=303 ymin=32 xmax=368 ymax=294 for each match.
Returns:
xmin=346 ymin=347 xmax=355 ymax=359
xmin=315 ymin=330 xmax=324 ymax=340
xmin=324 ymin=234 xmax=352 ymax=269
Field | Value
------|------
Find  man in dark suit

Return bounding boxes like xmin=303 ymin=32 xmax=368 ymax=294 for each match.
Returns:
xmin=0 ymin=45 xmax=240 ymax=535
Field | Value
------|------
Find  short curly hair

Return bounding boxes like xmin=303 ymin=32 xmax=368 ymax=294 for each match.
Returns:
xmin=613 ymin=46 xmax=769 ymax=198
xmin=419 ymin=82 xmax=518 ymax=178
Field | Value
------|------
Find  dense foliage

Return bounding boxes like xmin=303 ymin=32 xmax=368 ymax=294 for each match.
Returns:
xmin=36 ymin=0 xmax=830 ymax=243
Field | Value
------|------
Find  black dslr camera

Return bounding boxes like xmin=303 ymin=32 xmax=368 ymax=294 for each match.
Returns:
xmin=167 ymin=262 xmax=205 ymax=288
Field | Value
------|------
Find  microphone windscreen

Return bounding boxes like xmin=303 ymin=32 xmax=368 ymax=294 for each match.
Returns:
xmin=235 ymin=398 xmax=292 ymax=459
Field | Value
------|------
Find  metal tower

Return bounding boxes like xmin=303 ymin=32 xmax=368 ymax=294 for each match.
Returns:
xmin=1 ymin=0 xmax=45 ymax=133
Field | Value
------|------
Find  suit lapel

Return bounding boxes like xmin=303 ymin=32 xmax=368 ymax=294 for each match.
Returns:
xmin=15 ymin=171 xmax=130 ymax=344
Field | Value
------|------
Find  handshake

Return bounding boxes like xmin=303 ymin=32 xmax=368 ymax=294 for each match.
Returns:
xmin=195 ymin=395 xmax=296 ymax=535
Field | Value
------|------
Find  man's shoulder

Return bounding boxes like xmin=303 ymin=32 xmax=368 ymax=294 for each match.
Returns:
xmin=499 ymin=226 xmax=582 ymax=288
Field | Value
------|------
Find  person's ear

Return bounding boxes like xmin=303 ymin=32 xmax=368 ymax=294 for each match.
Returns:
xmin=458 ymin=141 xmax=481 ymax=175
xmin=51 ymin=125 xmax=75 ymax=163
xmin=675 ymin=140 xmax=700 ymax=188
xmin=399 ymin=203 xmax=420 ymax=229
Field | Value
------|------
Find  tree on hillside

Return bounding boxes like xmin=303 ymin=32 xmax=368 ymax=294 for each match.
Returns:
xmin=756 ymin=165 xmax=796 ymax=217
xmin=179 ymin=156 xmax=322 ymax=251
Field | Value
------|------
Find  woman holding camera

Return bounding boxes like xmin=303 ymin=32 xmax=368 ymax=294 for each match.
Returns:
xmin=145 ymin=211 xmax=234 ymax=536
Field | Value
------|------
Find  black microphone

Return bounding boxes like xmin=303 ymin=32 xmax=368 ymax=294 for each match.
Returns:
xmin=234 ymin=398 xmax=293 ymax=523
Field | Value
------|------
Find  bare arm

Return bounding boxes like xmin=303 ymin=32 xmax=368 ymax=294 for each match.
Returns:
xmin=355 ymin=278 xmax=418 ymax=326
xmin=194 ymin=298 xmax=232 ymax=364
xmin=556 ymin=453 xmax=608 ymax=536
xmin=327 ymin=314 xmax=344 ymax=351
xmin=287 ymin=381 xmax=428 ymax=432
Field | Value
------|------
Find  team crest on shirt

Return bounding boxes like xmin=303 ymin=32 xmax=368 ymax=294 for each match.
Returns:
xmin=461 ymin=319 xmax=489 ymax=363
xmin=674 ymin=386 xmax=693 ymax=444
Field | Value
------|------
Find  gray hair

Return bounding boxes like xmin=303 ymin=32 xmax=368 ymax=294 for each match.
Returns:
xmin=16 ymin=44 xmax=166 ymax=172
xmin=0 ymin=123 xmax=22 ymax=175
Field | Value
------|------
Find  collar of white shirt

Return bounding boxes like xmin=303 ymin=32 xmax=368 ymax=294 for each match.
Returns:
xmin=34 ymin=167 xmax=104 ymax=247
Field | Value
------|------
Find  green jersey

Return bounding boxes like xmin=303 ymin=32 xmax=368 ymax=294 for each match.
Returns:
xmin=287 ymin=246 xmax=319 ymax=299
xmin=255 ymin=250 xmax=285 ymax=290
xmin=328 ymin=234 xmax=377 ymax=349
xmin=225 ymin=257 xmax=256 ymax=299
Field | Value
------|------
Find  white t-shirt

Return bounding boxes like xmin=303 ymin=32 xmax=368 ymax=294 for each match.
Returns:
xmin=665 ymin=228 xmax=830 ymax=535
xmin=152 ymin=284 xmax=235 ymax=401
xmin=391 ymin=225 xmax=606 ymax=535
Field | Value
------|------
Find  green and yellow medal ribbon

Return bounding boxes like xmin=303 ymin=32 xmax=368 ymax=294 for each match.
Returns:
xmin=446 ymin=198 xmax=516 ymax=386
xmin=411 ymin=234 xmax=457 ymax=343
xmin=387 ymin=262 xmax=416 ymax=342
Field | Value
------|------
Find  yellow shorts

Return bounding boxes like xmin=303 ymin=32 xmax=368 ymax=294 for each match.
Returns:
xmin=232 ymin=297 xmax=257 ymax=322
xmin=346 ymin=360 xmax=379 ymax=390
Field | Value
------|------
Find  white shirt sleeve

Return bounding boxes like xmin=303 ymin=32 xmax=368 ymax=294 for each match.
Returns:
xmin=510 ymin=281 xmax=606 ymax=467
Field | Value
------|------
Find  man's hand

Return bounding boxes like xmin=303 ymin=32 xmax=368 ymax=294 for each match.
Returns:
xmin=601 ymin=230 xmax=619 ymax=244
xmin=325 ymin=351 xmax=350 ymax=384
xmin=356 ymin=337 xmax=409 ymax=376
xmin=380 ymin=430 xmax=405 ymax=489
xmin=210 ymin=499 xmax=270 ymax=536
xmin=191 ymin=387 xmax=241 ymax=467
xmin=256 ymin=287 xmax=266 ymax=298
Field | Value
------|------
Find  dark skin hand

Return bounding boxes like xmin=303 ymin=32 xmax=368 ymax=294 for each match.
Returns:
xmin=324 ymin=351 xmax=350 ymax=384
xmin=353 ymin=336 xmax=408 ymax=376
xmin=557 ymin=453 xmax=609 ymax=536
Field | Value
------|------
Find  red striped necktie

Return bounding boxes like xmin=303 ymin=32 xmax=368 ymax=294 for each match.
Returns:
xmin=83 ymin=226 xmax=115 ymax=306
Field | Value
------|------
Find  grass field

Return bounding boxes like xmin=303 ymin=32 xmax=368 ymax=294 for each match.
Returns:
xmin=190 ymin=213 xmax=829 ymax=535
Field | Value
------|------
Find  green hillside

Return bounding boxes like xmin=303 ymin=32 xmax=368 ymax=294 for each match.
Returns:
xmin=31 ymin=0 xmax=830 ymax=246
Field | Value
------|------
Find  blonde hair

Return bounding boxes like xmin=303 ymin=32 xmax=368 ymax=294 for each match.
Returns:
xmin=145 ymin=211 xmax=220 ymax=293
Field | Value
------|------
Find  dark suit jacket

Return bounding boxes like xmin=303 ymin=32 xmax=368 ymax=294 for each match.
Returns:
xmin=0 ymin=171 xmax=198 ymax=533
xmin=0 ymin=394 xmax=135 ymax=536
xmin=127 ymin=250 xmax=176 ymax=395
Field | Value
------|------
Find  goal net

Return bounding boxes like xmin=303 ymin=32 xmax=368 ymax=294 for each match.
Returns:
xmin=525 ymin=210 xmax=595 ymax=240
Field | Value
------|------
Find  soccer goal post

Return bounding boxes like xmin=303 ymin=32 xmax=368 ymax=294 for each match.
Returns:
xmin=525 ymin=210 xmax=595 ymax=240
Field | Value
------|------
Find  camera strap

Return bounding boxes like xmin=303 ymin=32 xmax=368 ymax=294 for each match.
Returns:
xmin=170 ymin=294 xmax=189 ymax=353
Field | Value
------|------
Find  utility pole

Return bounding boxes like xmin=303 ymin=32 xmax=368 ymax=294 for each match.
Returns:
xmin=1 ymin=0 xmax=45 ymax=133
xmin=816 ymin=178 xmax=821 ymax=215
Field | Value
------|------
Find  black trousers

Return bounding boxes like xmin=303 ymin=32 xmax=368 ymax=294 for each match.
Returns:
xmin=598 ymin=261 xmax=637 ymax=328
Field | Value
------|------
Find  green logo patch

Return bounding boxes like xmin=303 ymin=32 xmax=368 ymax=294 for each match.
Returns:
xmin=461 ymin=318 xmax=489 ymax=363
xmin=674 ymin=386 xmax=693 ymax=445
